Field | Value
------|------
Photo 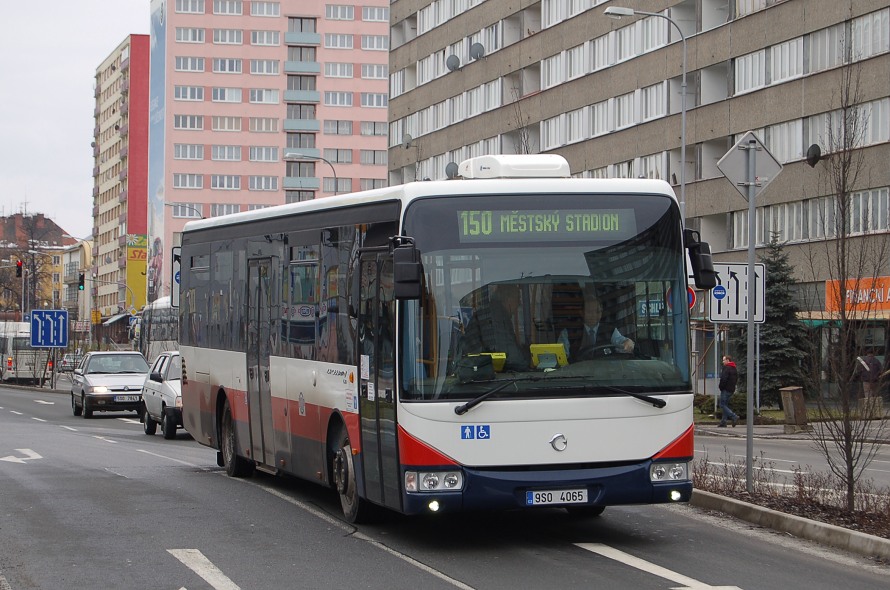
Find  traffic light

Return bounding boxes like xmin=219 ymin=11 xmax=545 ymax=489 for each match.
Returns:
xmin=15 ymin=260 xmax=22 ymax=278
xmin=78 ymin=273 xmax=85 ymax=290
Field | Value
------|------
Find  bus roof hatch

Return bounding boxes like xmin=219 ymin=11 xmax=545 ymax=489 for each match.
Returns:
xmin=457 ymin=154 xmax=571 ymax=179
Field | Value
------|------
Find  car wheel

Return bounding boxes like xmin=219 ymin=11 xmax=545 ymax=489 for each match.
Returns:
xmin=332 ymin=426 xmax=369 ymax=523
xmin=71 ymin=393 xmax=82 ymax=416
xmin=143 ymin=408 xmax=157 ymax=435
xmin=221 ymin=399 xmax=254 ymax=477
xmin=82 ymin=395 xmax=93 ymax=419
xmin=162 ymin=409 xmax=176 ymax=440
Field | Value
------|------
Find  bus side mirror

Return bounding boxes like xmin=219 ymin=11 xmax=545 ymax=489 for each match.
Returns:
xmin=684 ymin=229 xmax=717 ymax=290
xmin=393 ymin=243 xmax=422 ymax=300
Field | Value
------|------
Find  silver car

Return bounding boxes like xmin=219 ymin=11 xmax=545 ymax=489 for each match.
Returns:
xmin=140 ymin=351 xmax=182 ymax=439
xmin=70 ymin=351 xmax=150 ymax=418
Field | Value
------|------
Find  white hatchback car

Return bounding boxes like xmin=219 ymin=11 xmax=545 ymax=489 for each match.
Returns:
xmin=141 ymin=351 xmax=182 ymax=439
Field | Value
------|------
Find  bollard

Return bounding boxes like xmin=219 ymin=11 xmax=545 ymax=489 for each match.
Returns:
xmin=780 ymin=386 xmax=809 ymax=434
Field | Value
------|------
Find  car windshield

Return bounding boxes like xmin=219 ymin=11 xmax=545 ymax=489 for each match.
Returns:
xmin=87 ymin=355 xmax=149 ymax=374
xmin=400 ymin=193 xmax=691 ymax=402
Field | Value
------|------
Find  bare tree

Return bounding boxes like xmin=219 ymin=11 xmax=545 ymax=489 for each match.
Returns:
xmin=802 ymin=57 xmax=889 ymax=511
xmin=508 ymin=86 xmax=533 ymax=154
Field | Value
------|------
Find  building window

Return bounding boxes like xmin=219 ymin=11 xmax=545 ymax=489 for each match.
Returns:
xmin=734 ymin=50 xmax=766 ymax=95
xmin=213 ymin=58 xmax=242 ymax=73
xmin=251 ymin=30 xmax=280 ymax=46
xmin=249 ymin=176 xmax=279 ymax=191
xmin=286 ymin=190 xmax=315 ymax=203
xmin=288 ymin=46 xmax=316 ymax=61
xmin=325 ymin=63 xmax=354 ymax=78
xmin=174 ymin=144 xmax=204 ymax=160
xmin=171 ymin=203 xmax=204 ymax=218
xmin=250 ymin=1 xmax=280 ymax=17
xmin=249 ymin=146 xmax=279 ymax=162
xmin=361 ymin=35 xmax=388 ymax=51
xmin=211 ymin=87 xmax=242 ymax=102
xmin=288 ymin=17 xmax=316 ymax=33
xmin=614 ymin=91 xmax=636 ymax=129
xmin=324 ymin=91 xmax=353 ymax=107
xmin=175 ymin=0 xmax=205 ymax=14
xmin=250 ymin=59 xmax=280 ymax=75
xmin=174 ymin=85 xmax=204 ymax=101
xmin=249 ymin=88 xmax=279 ymax=104
xmin=213 ymin=0 xmax=242 ymax=15
xmin=287 ymin=132 xmax=316 ymax=148
xmin=325 ymin=34 xmax=354 ymax=49
xmin=212 ymin=116 xmax=242 ymax=131
xmin=640 ymin=82 xmax=665 ymax=121
xmin=173 ymin=114 xmax=204 ymax=130
xmin=211 ymin=145 xmax=242 ymax=161
xmin=213 ymin=28 xmax=243 ymax=44
xmin=175 ymin=56 xmax=205 ymax=72
xmin=288 ymin=75 xmax=317 ymax=90
xmin=325 ymin=5 xmax=354 ymax=20
xmin=361 ymin=64 xmax=387 ymax=79
xmin=175 ymin=27 xmax=205 ymax=43
xmin=325 ymin=177 xmax=351 ymax=193
xmin=360 ymin=92 xmax=388 ymax=108
xmin=210 ymin=204 xmax=241 ymax=216
xmin=362 ymin=6 xmax=388 ymax=22
xmin=359 ymin=149 xmax=387 ymax=165
xmin=250 ymin=117 xmax=279 ymax=132
xmin=360 ymin=178 xmax=386 ymax=190
xmin=286 ymin=161 xmax=316 ymax=177
xmin=173 ymin=173 xmax=203 ymax=189
xmin=360 ymin=121 xmax=387 ymax=136
xmin=324 ymin=120 xmax=352 ymax=135
xmin=210 ymin=174 xmax=241 ymax=190
xmin=770 ymin=37 xmax=804 ymax=84
xmin=287 ymin=103 xmax=316 ymax=119
xmin=323 ymin=148 xmax=352 ymax=164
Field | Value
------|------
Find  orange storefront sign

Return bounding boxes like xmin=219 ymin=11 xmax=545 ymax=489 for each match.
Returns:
xmin=825 ymin=277 xmax=890 ymax=312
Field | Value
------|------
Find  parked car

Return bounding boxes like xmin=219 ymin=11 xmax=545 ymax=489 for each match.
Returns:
xmin=59 ymin=353 xmax=83 ymax=372
xmin=140 ymin=351 xmax=182 ymax=439
xmin=70 ymin=351 xmax=150 ymax=418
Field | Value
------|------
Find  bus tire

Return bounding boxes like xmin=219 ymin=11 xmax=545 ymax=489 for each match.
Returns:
xmin=221 ymin=399 xmax=254 ymax=477
xmin=82 ymin=396 xmax=93 ymax=419
xmin=566 ymin=505 xmax=605 ymax=518
xmin=162 ymin=409 xmax=176 ymax=440
xmin=332 ymin=427 xmax=368 ymax=523
xmin=71 ymin=393 xmax=82 ymax=417
xmin=143 ymin=410 xmax=157 ymax=435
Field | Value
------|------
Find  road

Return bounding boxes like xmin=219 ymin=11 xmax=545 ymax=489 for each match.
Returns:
xmin=695 ymin=430 xmax=890 ymax=489
xmin=1 ymin=385 xmax=888 ymax=589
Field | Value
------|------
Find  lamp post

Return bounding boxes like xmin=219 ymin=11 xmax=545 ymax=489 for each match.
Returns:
xmin=284 ymin=152 xmax=340 ymax=195
xmin=605 ymin=6 xmax=687 ymax=221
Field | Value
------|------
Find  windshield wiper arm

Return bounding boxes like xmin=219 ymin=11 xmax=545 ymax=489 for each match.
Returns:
xmin=454 ymin=379 xmax=519 ymax=415
xmin=603 ymin=385 xmax=667 ymax=408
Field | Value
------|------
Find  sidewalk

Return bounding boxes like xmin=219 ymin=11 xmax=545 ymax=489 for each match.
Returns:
xmin=694 ymin=418 xmax=890 ymax=443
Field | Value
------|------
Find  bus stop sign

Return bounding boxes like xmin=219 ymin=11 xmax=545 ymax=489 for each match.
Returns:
xmin=31 ymin=310 xmax=69 ymax=348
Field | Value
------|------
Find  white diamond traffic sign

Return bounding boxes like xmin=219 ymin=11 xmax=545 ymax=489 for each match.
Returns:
xmin=717 ymin=131 xmax=783 ymax=202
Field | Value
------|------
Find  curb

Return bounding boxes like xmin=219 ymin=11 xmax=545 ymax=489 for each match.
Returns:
xmin=691 ymin=489 xmax=890 ymax=561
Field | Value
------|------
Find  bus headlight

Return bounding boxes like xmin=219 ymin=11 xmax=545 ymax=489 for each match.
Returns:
xmin=405 ymin=471 xmax=464 ymax=492
xmin=650 ymin=462 xmax=688 ymax=482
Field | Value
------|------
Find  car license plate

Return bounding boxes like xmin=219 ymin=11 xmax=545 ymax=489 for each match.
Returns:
xmin=115 ymin=395 xmax=139 ymax=402
xmin=526 ymin=489 xmax=588 ymax=506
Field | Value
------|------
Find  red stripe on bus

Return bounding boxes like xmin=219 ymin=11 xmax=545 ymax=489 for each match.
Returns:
xmin=397 ymin=426 xmax=458 ymax=466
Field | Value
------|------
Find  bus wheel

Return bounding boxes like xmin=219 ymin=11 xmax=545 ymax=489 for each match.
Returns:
xmin=332 ymin=428 xmax=367 ymax=523
xmin=221 ymin=399 xmax=254 ymax=477
xmin=71 ymin=394 xmax=82 ymax=417
xmin=566 ymin=505 xmax=605 ymax=518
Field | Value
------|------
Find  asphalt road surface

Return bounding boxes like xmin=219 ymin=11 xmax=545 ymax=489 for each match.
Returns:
xmin=1 ymin=386 xmax=888 ymax=589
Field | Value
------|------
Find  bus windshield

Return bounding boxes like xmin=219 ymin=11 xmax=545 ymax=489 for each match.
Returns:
xmin=400 ymin=192 xmax=691 ymax=401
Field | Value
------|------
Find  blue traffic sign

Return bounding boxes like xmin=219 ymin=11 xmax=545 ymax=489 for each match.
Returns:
xmin=713 ymin=285 xmax=727 ymax=300
xmin=30 ymin=310 xmax=69 ymax=348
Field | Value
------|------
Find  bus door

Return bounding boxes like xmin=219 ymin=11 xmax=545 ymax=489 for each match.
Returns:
xmin=247 ymin=258 xmax=277 ymax=468
xmin=358 ymin=253 xmax=400 ymax=510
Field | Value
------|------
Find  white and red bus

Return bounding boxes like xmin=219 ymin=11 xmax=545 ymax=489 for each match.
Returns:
xmin=179 ymin=154 xmax=716 ymax=522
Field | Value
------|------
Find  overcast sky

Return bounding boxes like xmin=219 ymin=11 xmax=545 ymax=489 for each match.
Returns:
xmin=0 ymin=1 xmax=149 ymax=241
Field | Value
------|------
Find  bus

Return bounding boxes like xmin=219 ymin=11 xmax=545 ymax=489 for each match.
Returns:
xmin=0 ymin=321 xmax=51 ymax=384
xmin=179 ymin=154 xmax=716 ymax=522
xmin=135 ymin=296 xmax=178 ymax=363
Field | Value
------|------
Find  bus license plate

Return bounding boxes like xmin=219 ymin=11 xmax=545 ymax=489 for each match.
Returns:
xmin=115 ymin=395 xmax=139 ymax=402
xmin=526 ymin=489 xmax=588 ymax=506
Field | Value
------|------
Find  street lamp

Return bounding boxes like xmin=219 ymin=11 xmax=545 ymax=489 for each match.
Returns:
xmin=164 ymin=202 xmax=205 ymax=219
xmin=284 ymin=152 xmax=340 ymax=195
xmin=605 ymin=6 xmax=688 ymax=221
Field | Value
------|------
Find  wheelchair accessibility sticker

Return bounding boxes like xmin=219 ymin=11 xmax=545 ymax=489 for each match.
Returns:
xmin=461 ymin=425 xmax=491 ymax=440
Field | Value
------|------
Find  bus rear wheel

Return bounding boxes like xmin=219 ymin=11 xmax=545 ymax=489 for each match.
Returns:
xmin=332 ymin=428 xmax=368 ymax=523
xmin=221 ymin=399 xmax=254 ymax=478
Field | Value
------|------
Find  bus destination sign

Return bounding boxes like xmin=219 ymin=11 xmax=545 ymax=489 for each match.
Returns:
xmin=457 ymin=209 xmax=637 ymax=243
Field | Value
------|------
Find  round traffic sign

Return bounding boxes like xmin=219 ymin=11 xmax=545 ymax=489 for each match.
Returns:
xmin=687 ymin=287 xmax=696 ymax=309
xmin=713 ymin=285 xmax=727 ymax=300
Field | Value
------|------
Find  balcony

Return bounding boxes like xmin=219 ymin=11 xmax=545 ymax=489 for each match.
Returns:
xmin=118 ymin=124 xmax=129 ymax=137
xmin=283 ymin=176 xmax=320 ymax=190
xmin=284 ymin=60 xmax=321 ymax=74
xmin=283 ymin=119 xmax=321 ymax=132
xmin=92 ymin=187 xmax=99 ymax=198
xmin=121 ymin=57 xmax=130 ymax=71
xmin=93 ymin=166 xmax=100 ymax=177
xmin=119 ymin=167 xmax=128 ymax=181
xmin=284 ymin=90 xmax=320 ymax=103
xmin=118 ymin=256 xmax=127 ymax=269
xmin=120 ymin=145 xmax=128 ymax=159
xmin=121 ymin=79 xmax=129 ymax=93
xmin=118 ymin=189 xmax=128 ymax=203
xmin=284 ymin=32 xmax=321 ymax=45
xmin=121 ymin=101 xmax=129 ymax=115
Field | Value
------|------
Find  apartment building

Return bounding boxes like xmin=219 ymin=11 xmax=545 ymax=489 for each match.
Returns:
xmin=92 ymin=35 xmax=150 ymax=321
xmin=146 ymin=0 xmax=390 ymax=301
xmin=389 ymin=0 xmax=890 ymax=362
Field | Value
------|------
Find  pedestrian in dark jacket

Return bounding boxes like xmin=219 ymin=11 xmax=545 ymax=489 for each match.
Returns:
xmin=718 ymin=355 xmax=739 ymax=427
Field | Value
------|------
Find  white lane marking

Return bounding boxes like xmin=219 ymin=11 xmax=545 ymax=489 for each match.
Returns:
xmin=0 ymin=572 xmax=12 ymax=590
xmin=34 ymin=400 xmax=54 ymax=405
xmin=575 ymin=543 xmax=742 ymax=590
xmin=0 ymin=449 xmax=43 ymax=464
xmin=119 ymin=418 xmax=141 ymax=424
xmin=168 ymin=549 xmax=241 ymax=590
xmin=31 ymin=417 xmax=46 ymax=422
xmin=10 ymin=411 xmax=22 ymax=415
xmin=137 ymin=449 xmax=207 ymax=469
xmin=92 ymin=436 xmax=118 ymax=444
xmin=235 ymin=479 xmax=475 ymax=589
xmin=60 ymin=425 xmax=77 ymax=431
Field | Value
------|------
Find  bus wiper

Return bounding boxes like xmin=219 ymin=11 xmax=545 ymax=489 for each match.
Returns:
xmin=602 ymin=385 xmax=667 ymax=408
xmin=454 ymin=379 xmax=521 ymax=415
